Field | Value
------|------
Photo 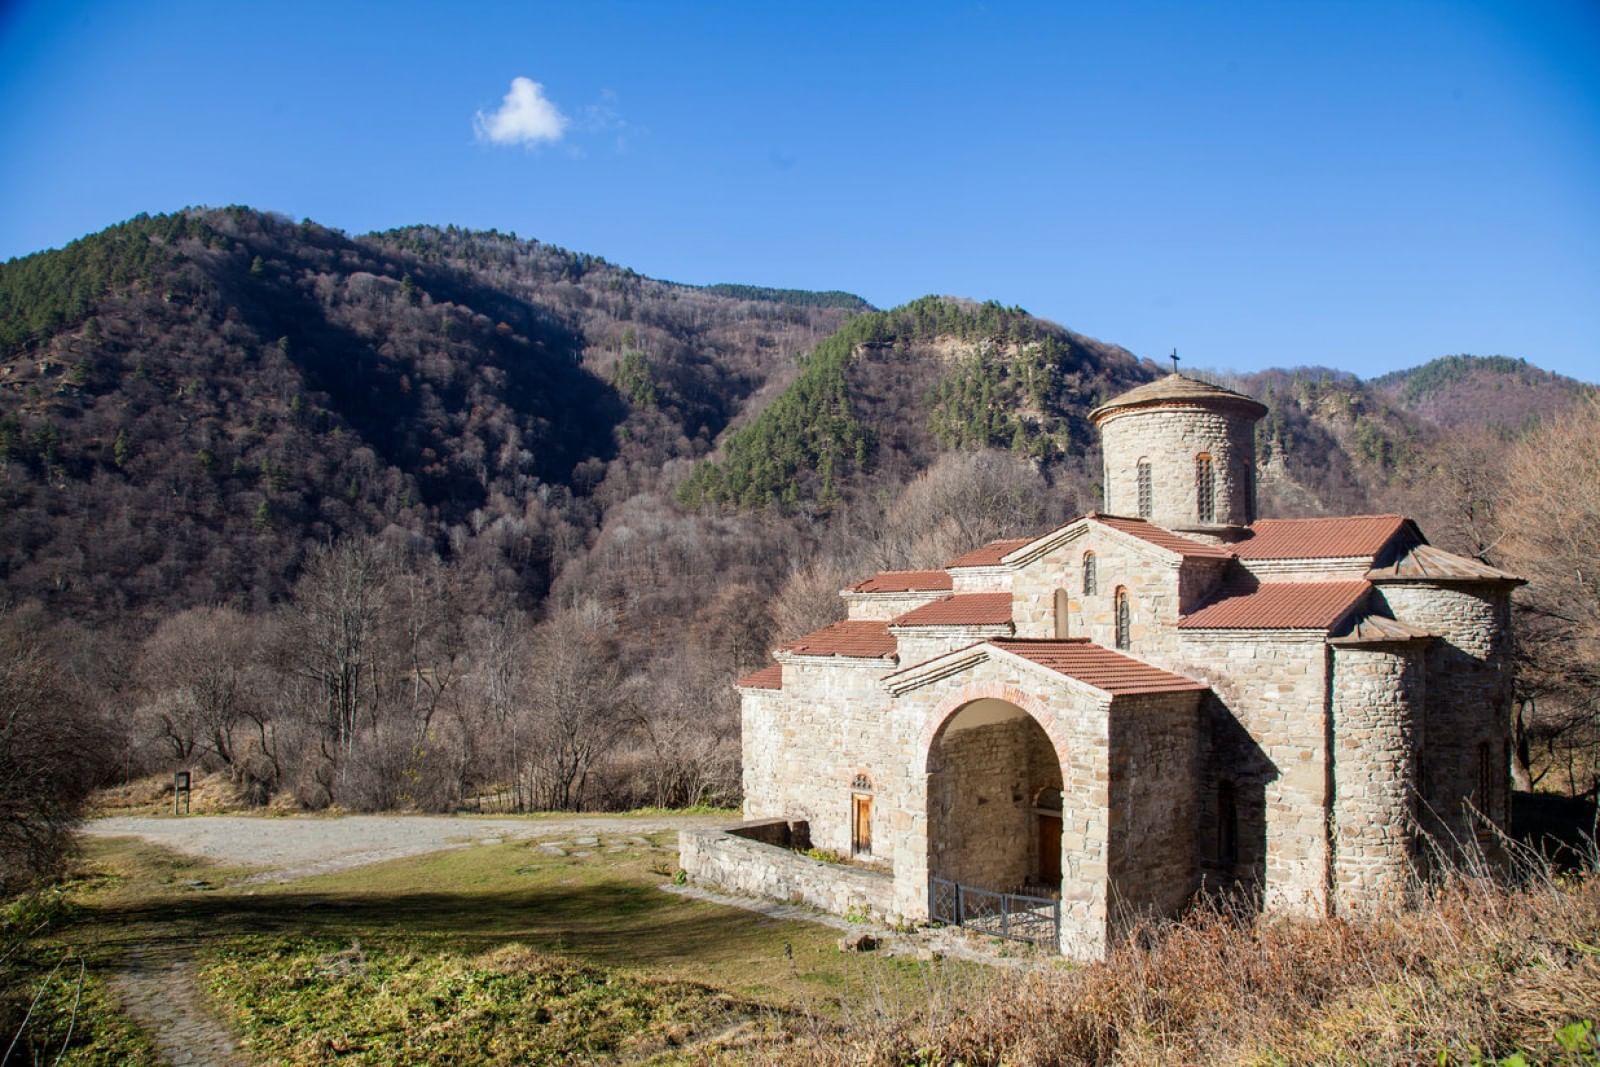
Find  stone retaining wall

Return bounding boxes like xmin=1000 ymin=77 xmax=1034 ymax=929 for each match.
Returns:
xmin=678 ymin=820 xmax=897 ymax=920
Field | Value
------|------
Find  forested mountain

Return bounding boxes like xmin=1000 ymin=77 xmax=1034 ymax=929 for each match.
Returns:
xmin=0 ymin=208 xmax=855 ymax=622
xmin=1372 ymin=354 xmax=1593 ymax=431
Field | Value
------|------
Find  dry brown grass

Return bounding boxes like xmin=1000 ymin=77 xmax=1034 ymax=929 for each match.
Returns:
xmin=767 ymin=861 xmax=1600 ymax=1066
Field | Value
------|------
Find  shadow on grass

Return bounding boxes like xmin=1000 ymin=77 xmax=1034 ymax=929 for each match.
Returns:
xmin=71 ymin=878 xmax=812 ymax=972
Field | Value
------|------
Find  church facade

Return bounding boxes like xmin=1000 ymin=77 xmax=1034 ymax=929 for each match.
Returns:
xmin=698 ymin=374 xmax=1522 ymax=958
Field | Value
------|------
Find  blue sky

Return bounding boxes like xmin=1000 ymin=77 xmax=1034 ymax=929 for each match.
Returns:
xmin=1 ymin=1 xmax=1596 ymax=380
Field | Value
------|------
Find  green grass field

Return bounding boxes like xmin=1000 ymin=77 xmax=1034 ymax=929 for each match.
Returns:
xmin=2 ymin=830 xmax=987 ymax=1065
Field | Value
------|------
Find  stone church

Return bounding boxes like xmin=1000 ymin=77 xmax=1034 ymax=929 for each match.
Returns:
xmin=681 ymin=373 xmax=1522 ymax=958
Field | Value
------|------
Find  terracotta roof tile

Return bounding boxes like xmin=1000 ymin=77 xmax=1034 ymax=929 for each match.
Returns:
xmin=892 ymin=593 xmax=1013 ymax=627
xmin=1329 ymin=615 xmax=1434 ymax=646
xmin=988 ymin=639 xmax=1208 ymax=696
xmin=1089 ymin=373 xmax=1268 ymax=425
xmin=848 ymin=569 xmax=954 ymax=594
xmin=1365 ymin=543 xmax=1525 ymax=584
xmin=1232 ymin=516 xmax=1412 ymax=561
xmin=1090 ymin=514 xmax=1236 ymax=560
xmin=946 ymin=537 xmax=1033 ymax=569
xmin=735 ymin=663 xmax=783 ymax=689
xmin=1179 ymin=580 xmax=1371 ymax=630
xmin=778 ymin=620 xmax=898 ymax=660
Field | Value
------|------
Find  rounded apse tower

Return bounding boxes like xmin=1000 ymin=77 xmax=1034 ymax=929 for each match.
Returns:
xmin=1088 ymin=373 xmax=1268 ymax=537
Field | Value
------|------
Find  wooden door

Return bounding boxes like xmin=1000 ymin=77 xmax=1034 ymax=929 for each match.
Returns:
xmin=1038 ymin=814 xmax=1062 ymax=882
xmin=852 ymin=793 xmax=872 ymax=856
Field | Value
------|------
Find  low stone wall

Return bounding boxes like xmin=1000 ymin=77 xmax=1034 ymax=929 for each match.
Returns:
xmin=679 ymin=820 xmax=897 ymax=921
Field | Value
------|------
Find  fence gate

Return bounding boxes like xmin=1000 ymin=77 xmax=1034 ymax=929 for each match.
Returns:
xmin=929 ymin=876 xmax=1060 ymax=948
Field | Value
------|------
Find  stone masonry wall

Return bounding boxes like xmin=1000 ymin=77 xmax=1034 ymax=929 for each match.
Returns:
xmin=844 ymin=591 xmax=948 ymax=621
xmin=1330 ymin=642 xmax=1425 ymax=912
xmin=1108 ymin=691 xmax=1203 ymax=924
xmin=1373 ymin=582 xmax=1514 ymax=853
xmin=1176 ymin=631 xmax=1333 ymax=914
xmin=1100 ymin=405 xmax=1258 ymax=530
xmin=744 ymin=656 xmax=903 ymax=865
xmin=679 ymin=823 xmax=897 ymax=920
xmin=1008 ymin=528 xmax=1188 ymax=662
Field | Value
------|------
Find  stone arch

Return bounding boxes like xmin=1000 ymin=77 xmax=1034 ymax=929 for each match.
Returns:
xmin=920 ymin=682 xmax=1073 ymax=777
xmin=923 ymin=689 xmax=1071 ymax=894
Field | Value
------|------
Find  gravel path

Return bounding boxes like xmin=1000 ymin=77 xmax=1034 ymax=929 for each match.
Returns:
xmin=83 ymin=813 xmax=734 ymax=884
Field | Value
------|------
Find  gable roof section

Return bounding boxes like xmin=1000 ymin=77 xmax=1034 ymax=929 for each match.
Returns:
xmin=1179 ymin=580 xmax=1371 ymax=630
xmin=1087 ymin=514 xmax=1236 ymax=560
xmin=892 ymin=592 xmax=1013 ymax=627
xmin=1232 ymin=515 xmax=1413 ymax=561
xmin=1365 ymin=543 xmax=1525 ymax=585
xmin=946 ymin=537 xmax=1033 ymax=569
xmin=989 ymin=639 xmax=1209 ymax=695
xmin=735 ymin=663 xmax=783 ymax=689
xmin=848 ymin=569 xmax=954 ymax=594
xmin=994 ymin=512 xmax=1235 ymax=570
xmin=778 ymin=619 xmax=898 ymax=660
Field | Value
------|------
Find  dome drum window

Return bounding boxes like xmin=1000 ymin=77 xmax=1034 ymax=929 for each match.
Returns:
xmin=1195 ymin=453 xmax=1215 ymax=524
xmin=1136 ymin=459 xmax=1152 ymax=519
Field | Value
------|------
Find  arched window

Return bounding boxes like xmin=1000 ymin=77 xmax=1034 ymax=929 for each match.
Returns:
xmin=1114 ymin=586 xmax=1131 ymax=650
xmin=1136 ymin=458 xmax=1152 ymax=519
xmin=1053 ymin=588 xmax=1070 ymax=639
xmin=1082 ymin=552 xmax=1097 ymax=596
xmin=851 ymin=772 xmax=873 ymax=792
xmin=1218 ymin=781 xmax=1238 ymax=867
xmin=1195 ymin=452 xmax=1215 ymax=523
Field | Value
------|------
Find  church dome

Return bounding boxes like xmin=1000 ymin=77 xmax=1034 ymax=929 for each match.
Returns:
xmin=1089 ymin=373 xmax=1268 ymax=426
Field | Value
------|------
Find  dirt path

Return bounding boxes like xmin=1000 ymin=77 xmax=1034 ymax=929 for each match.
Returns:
xmin=84 ymin=812 xmax=735 ymax=884
xmin=110 ymin=945 xmax=246 ymax=1067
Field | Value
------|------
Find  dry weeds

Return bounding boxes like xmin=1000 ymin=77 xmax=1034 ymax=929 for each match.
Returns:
xmin=769 ymin=856 xmax=1600 ymax=1066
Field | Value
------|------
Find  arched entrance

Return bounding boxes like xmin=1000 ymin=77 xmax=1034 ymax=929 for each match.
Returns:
xmin=926 ymin=698 xmax=1065 ymax=895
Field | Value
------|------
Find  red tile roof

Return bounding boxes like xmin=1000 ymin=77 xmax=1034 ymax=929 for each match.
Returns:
xmin=946 ymin=537 xmax=1033 ymax=569
xmin=735 ymin=663 xmax=783 ymax=689
xmin=893 ymin=593 xmax=1013 ymax=627
xmin=848 ymin=569 xmax=954 ymax=594
xmin=778 ymin=620 xmax=898 ymax=660
xmin=1232 ymin=515 xmax=1411 ymax=560
xmin=1091 ymin=514 xmax=1236 ymax=560
xmin=988 ymin=639 xmax=1208 ymax=695
xmin=1179 ymin=581 xmax=1371 ymax=630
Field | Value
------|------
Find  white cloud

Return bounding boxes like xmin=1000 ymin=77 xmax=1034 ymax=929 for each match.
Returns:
xmin=474 ymin=77 xmax=568 ymax=146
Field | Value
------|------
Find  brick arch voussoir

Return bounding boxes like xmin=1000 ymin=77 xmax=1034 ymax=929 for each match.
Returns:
xmin=921 ymin=680 xmax=1072 ymax=779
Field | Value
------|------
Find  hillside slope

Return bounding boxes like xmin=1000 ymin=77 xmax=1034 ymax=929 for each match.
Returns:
xmin=0 ymin=208 xmax=857 ymax=620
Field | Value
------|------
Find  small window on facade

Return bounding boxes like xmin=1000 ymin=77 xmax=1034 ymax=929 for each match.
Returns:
xmin=1196 ymin=453 xmax=1215 ymax=524
xmin=1218 ymin=781 xmax=1238 ymax=867
xmin=1136 ymin=459 xmax=1152 ymax=519
xmin=1082 ymin=552 xmax=1097 ymax=596
xmin=1053 ymin=588 xmax=1069 ymax=639
xmin=851 ymin=772 xmax=873 ymax=792
xmin=1114 ymin=586 xmax=1131 ymax=650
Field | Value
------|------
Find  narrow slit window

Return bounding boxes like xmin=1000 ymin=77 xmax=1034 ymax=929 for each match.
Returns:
xmin=1053 ymin=588 xmax=1070 ymax=639
xmin=1136 ymin=459 xmax=1152 ymax=518
xmin=1218 ymin=781 xmax=1238 ymax=867
xmin=1082 ymin=552 xmax=1097 ymax=596
xmin=1115 ymin=586 xmax=1131 ymax=650
xmin=1196 ymin=453 xmax=1215 ymax=524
